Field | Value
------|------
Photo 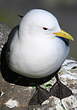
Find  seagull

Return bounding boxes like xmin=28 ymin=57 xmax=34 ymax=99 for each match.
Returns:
xmin=1 ymin=9 xmax=73 ymax=105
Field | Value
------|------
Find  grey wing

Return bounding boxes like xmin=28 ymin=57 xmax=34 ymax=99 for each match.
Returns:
xmin=1 ymin=25 xmax=19 ymax=63
xmin=0 ymin=25 xmax=21 ymax=84
xmin=6 ymin=25 xmax=19 ymax=52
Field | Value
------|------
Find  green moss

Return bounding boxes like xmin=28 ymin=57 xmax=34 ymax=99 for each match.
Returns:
xmin=0 ymin=10 xmax=20 ymax=27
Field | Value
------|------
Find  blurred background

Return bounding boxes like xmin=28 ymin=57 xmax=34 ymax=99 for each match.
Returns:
xmin=0 ymin=0 xmax=77 ymax=58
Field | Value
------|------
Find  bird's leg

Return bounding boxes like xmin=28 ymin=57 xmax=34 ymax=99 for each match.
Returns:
xmin=29 ymin=85 xmax=50 ymax=105
xmin=50 ymin=73 xmax=73 ymax=99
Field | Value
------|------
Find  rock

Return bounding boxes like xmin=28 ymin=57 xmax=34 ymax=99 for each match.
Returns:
xmin=0 ymin=23 xmax=11 ymax=55
xmin=0 ymin=72 xmax=33 ymax=110
xmin=0 ymin=23 xmax=77 ymax=110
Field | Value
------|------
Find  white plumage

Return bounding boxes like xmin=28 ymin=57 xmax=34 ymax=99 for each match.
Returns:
xmin=9 ymin=9 xmax=70 ymax=78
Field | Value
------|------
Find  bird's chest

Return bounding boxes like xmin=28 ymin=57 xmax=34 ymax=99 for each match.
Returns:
xmin=9 ymin=37 xmax=69 ymax=77
xmin=11 ymin=38 xmax=61 ymax=65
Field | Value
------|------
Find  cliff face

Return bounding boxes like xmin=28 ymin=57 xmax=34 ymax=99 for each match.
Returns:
xmin=0 ymin=23 xmax=77 ymax=110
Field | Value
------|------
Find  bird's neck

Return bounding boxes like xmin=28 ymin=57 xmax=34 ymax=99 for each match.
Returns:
xmin=57 ymin=36 xmax=69 ymax=46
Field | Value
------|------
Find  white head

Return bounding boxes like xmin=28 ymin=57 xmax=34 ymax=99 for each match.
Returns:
xmin=19 ymin=9 xmax=73 ymax=40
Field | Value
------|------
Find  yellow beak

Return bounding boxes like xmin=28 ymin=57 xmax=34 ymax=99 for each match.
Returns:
xmin=54 ymin=30 xmax=74 ymax=40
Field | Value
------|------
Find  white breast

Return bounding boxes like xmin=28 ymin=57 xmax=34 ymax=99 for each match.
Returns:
xmin=9 ymin=33 xmax=69 ymax=78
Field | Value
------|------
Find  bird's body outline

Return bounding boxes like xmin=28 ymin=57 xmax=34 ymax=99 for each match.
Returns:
xmin=9 ymin=25 xmax=69 ymax=78
xmin=1 ymin=9 xmax=73 ymax=104
xmin=6 ymin=9 xmax=70 ymax=78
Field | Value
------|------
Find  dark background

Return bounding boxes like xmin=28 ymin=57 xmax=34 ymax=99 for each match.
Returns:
xmin=0 ymin=0 xmax=77 ymax=58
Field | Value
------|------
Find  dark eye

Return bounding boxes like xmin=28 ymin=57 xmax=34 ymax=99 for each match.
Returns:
xmin=43 ymin=27 xmax=48 ymax=30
